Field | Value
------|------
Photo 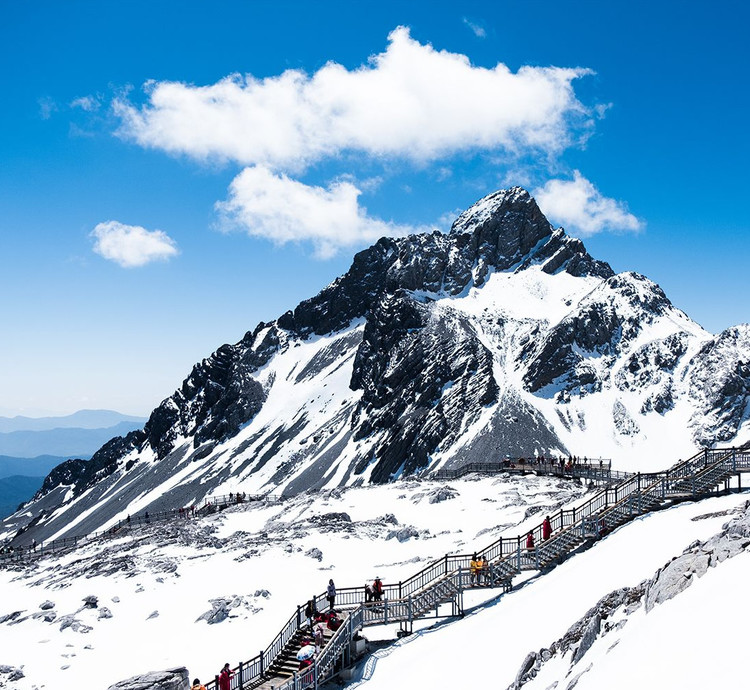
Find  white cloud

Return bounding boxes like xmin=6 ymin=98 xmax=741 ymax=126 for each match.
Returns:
xmin=216 ymin=166 xmax=431 ymax=258
xmin=114 ymin=27 xmax=593 ymax=171
xmin=90 ymin=221 xmax=179 ymax=268
xmin=463 ymin=17 xmax=487 ymax=38
xmin=534 ymin=171 xmax=643 ymax=236
xmin=71 ymin=95 xmax=101 ymax=112
xmin=38 ymin=96 xmax=57 ymax=120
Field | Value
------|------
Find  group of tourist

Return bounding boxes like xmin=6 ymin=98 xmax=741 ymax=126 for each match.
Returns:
xmin=502 ymin=455 xmax=601 ymax=471
xmin=525 ymin=515 xmax=553 ymax=550
xmin=469 ymin=554 xmax=490 ymax=585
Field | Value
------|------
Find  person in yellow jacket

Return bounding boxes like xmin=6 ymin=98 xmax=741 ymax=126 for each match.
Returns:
xmin=191 ymin=679 xmax=206 ymax=690
xmin=469 ymin=553 xmax=480 ymax=585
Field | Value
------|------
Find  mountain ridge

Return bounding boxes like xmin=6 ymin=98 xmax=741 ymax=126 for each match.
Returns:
xmin=3 ymin=187 xmax=750 ymax=547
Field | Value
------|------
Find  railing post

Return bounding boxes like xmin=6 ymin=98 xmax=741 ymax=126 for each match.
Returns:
xmin=444 ymin=554 xmax=448 ymax=575
xmin=516 ymin=538 xmax=521 ymax=571
xmin=239 ymin=661 xmax=244 ymax=688
xmin=260 ymin=650 xmax=264 ymax=676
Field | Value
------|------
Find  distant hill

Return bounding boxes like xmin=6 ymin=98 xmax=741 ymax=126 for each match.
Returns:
xmin=0 ymin=409 xmax=146 ymax=433
xmin=0 ymin=475 xmax=45 ymax=518
xmin=0 ymin=455 xmax=73 ymax=480
xmin=0 ymin=421 xmax=144 ymax=458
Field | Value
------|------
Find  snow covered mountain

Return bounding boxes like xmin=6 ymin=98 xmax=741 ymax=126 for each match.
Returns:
xmin=3 ymin=187 xmax=750 ymax=546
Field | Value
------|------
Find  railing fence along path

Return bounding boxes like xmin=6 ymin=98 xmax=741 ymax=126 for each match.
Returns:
xmin=0 ymin=492 xmax=278 ymax=565
xmin=203 ymin=447 xmax=750 ymax=690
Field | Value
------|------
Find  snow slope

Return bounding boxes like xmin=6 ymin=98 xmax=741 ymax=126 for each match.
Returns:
xmin=1 ymin=476 xmax=748 ymax=690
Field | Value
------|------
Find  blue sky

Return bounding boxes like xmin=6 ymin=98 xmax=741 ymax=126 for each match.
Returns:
xmin=1 ymin=0 xmax=748 ymax=417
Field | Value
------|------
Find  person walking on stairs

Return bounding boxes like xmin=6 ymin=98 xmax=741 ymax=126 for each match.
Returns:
xmin=305 ymin=598 xmax=318 ymax=630
xmin=526 ymin=531 xmax=535 ymax=551
xmin=480 ymin=555 xmax=489 ymax=585
xmin=542 ymin=516 xmax=552 ymax=541
xmin=470 ymin=553 xmax=480 ymax=585
xmin=326 ymin=578 xmax=336 ymax=611
xmin=192 ymin=679 xmax=206 ymax=690
xmin=314 ymin=621 xmax=325 ymax=650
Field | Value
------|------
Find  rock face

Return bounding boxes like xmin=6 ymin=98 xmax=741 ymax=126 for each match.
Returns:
xmin=107 ymin=667 xmax=189 ymax=690
xmin=5 ymin=186 xmax=750 ymax=547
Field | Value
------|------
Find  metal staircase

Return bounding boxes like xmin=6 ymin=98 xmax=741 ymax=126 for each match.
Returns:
xmin=190 ymin=447 xmax=750 ymax=689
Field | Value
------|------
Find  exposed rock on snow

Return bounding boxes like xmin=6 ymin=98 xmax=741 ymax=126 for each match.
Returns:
xmin=305 ymin=547 xmax=324 ymax=561
xmin=0 ymin=665 xmax=24 ymax=682
xmin=57 ymin=615 xmax=92 ymax=634
xmin=82 ymin=595 xmax=98 ymax=609
xmin=107 ymin=667 xmax=189 ymax=690
xmin=385 ymin=526 xmax=423 ymax=542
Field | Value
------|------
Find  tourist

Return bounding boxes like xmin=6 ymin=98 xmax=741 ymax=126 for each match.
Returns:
xmin=480 ymin=555 xmax=490 ymax=585
xmin=218 ymin=663 xmax=232 ymax=690
xmin=469 ymin=553 xmax=480 ymax=585
xmin=326 ymin=578 xmax=336 ymax=611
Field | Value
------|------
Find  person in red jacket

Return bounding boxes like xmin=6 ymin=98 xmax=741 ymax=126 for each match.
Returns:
xmin=219 ymin=663 xmax=232 ymax=690
xmin=372 ymin=577 xmax=384 ymax=602
xmin=526 ymin=531 xmax=535 ymax=550
xmin=542 ymin=516 xmax=552 ymax=541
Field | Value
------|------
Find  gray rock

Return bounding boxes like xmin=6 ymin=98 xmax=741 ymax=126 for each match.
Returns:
xmin=514 ymin=651 xmax=538 ymax=687
xmin=0 ymin=665 xmax=24 ymax=681
xmin=82 ymin=595 xmax=99 ymax=609
xmin=571 ymin=612 xmax=600 ymax=664
xmin=0 ymin=611 xmax=24 ymax=624
xmin=428 ymin=487 xmax=458 ymax=504
xmin=40 ymin=600 xmax=55 ymax=610
xmin=107 ymin=666 xmax=189 ymax=690
xmin=386 ymin=526 xmax=420 ymax=542
xmin=305 ymin=547 xmax=323 ymax=561
xmin=57 ymin=615 xmax=92 ymax=633
xmin=147 ymin=610 xmax=159 ymax=620
xmin=98 ymin=607 xmax=113 ymax=620
xmin=196 ymin=600 xmax=229 ymax=625
xmin=644 ymin=551 xmax=709 ymax=612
